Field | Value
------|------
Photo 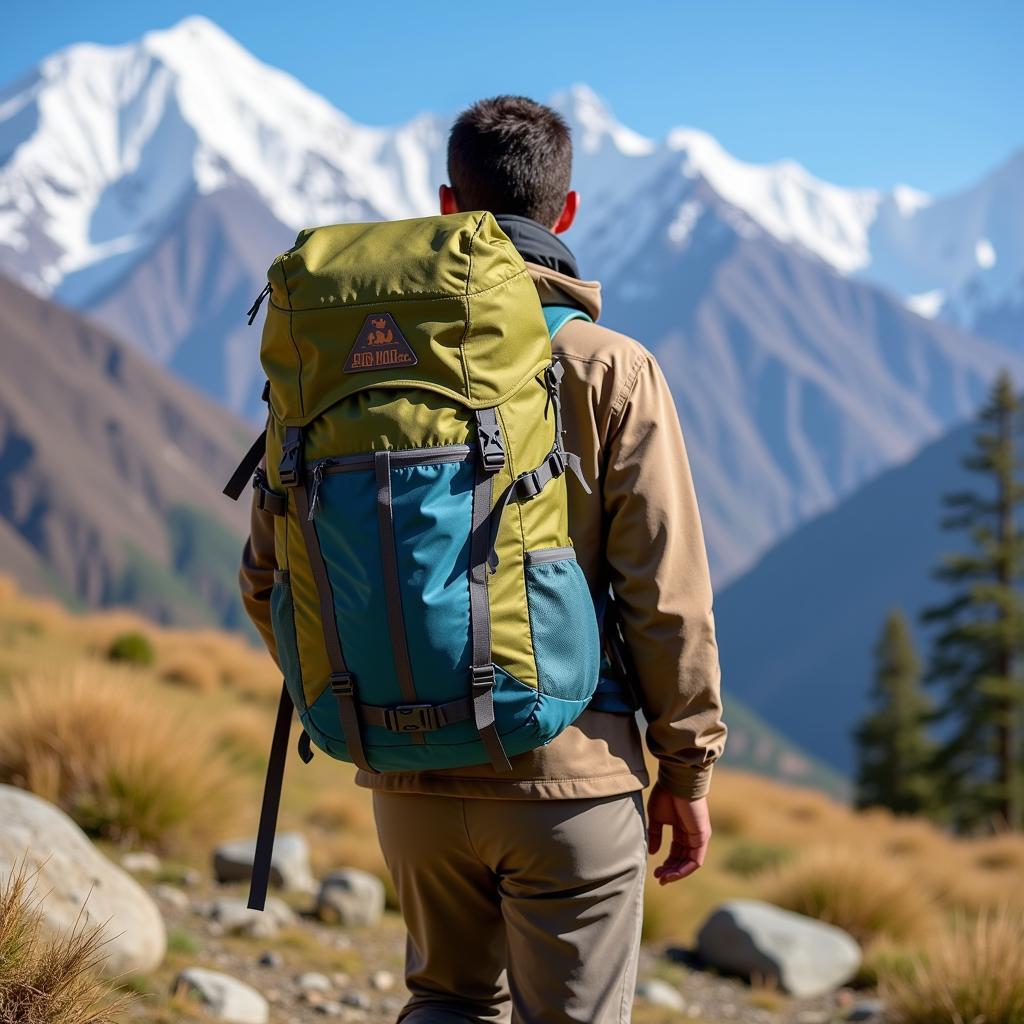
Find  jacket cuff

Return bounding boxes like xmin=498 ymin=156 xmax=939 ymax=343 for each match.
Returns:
xmin=657 ymin=762 xmax=714 ymax=800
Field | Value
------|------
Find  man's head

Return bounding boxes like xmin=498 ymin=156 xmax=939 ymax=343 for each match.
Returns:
xmin=441 ymin=95 xmax=578 ymax=234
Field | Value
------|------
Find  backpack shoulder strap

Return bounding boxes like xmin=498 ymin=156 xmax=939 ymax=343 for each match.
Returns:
xmin=542 ymin=305 xmax=592 ymax=341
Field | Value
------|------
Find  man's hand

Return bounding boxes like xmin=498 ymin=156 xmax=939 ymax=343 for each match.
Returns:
xmin=646 ymin=783 xmax=712 ymax=885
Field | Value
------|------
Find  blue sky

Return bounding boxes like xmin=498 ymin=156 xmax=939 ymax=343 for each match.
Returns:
xmin=7 ymin=1 xmax=1021 ymax=196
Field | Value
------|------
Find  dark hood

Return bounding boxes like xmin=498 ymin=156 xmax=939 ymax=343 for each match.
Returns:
xmin=494 ymin=214 xmax=580 ymax=280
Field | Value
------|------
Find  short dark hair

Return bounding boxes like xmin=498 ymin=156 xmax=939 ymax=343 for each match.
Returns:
xmin=447 ymin=96 xmax=572 ymax=226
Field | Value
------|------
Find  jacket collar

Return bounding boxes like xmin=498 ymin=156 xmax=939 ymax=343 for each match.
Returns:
xmin=525 ymin=261 xmax=602 ymax=322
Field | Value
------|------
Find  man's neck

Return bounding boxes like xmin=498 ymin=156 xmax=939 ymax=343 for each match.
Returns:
xmin=492 ymin=214 xmax=580 ymax=280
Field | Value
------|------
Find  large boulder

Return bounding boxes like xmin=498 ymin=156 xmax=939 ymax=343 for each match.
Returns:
xmin=174 ymin=968 xmax=269 ymax=1024
xmin=0 ymin=784 xmax=166 ymax=976
xmin=316 ymin=868 xmax=385 ymax=926
xmin=213 ymin=832 xmax=314 ymax=892
xmin=696 ymin=899 xmax=861 ymax=997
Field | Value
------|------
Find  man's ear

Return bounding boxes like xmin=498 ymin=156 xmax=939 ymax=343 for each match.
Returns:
xmin=552 ymin=191 xmax=579 ymax=234
xmin=439 ymin=184 xmax=459 ymax=215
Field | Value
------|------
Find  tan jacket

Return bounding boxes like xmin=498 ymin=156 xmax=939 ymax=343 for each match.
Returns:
xmin=240 ymin=263 xmax=725 ymax=801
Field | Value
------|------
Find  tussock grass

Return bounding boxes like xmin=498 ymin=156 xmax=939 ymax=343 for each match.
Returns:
xmin=0 ymin=861 xmax=130 ymax=1024
xmin=0 ymin=668 xmax=239 ymax=849
xmin=881 ymin=906 xmax=1024 ymax=1023
xmin=158 ymin=652 xmax=219 ymax=693
xmin=759 ymin=844 xmax=939 ymax=946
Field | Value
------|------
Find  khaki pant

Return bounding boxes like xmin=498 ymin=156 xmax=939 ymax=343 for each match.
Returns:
xmin=372 ymin=791 xmax=646 ymax=1024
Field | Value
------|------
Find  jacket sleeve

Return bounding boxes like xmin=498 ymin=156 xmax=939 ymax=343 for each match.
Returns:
xmin=239 ymin=471 xmax=280 ymax=666
xmin=602 ymin=352 xmax=726 ymax=799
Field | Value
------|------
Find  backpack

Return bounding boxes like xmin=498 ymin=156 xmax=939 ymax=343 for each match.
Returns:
xmin=225 ymin=212 xmax=602 ymax=908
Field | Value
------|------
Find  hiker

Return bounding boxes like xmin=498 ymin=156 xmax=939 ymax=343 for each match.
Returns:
xmin=236 ymin=95 xmax=725 ymax=1023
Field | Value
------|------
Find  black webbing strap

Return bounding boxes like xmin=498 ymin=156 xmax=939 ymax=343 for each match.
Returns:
xmin=297 ymin=730 xmax=314 ymax=764
xmin=286 ymin=428 xmax=376 ymax=775
xmin=374 ymin=451 xmax=423 ymax=745
xmin=223 ymin=429 xmax=267 ymax=500
xmin=468 ymin=443 xmax=512 ymax=773
xmin=248 ymin=681 xmax=293 ymax=911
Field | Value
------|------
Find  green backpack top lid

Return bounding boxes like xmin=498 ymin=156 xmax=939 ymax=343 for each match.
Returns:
xmin=261 ymin=211 xmax=553 ymax=424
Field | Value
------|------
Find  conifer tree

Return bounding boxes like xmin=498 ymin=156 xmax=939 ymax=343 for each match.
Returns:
xmin=923 ymin=371 xmax=1024 ymax=830
xmin=855 ymin=609 xmax=937 ymax=815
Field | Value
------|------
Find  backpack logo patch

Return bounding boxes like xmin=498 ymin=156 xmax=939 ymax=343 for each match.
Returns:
xmin=343 ymin=312 xmax=418 ymax=374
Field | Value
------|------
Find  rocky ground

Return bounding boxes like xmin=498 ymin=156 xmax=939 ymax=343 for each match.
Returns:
xmin=135 ymin=869 xmax=884 ymax=1024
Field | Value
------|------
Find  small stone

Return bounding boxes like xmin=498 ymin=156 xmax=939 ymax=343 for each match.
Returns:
xmin=847 ymin=1000 xmax=886 ymax=1022
xmin=298 ymin=972 xmax=332 ymax=992
xmin=303 ymin=990 xmax=326 ymax=1007
xmin=636 ymin=978 xmax=685 ymax=1011
xmin=316 ymin=869 xmax=385 ymax=927
xmin=173 ymin=968 xmax=269 ymax=1024
xmin=121 ymin=850 xmax=161 ymax=874
xmin=381 ymin=997 xmax=405 ymax=1014
xmin=796 ymin=1014 xmax=829 ymax=1024
xmin=370 ymin=970 xmax=395 ymax=992
xmin=315 ymin=1002 xmax=344 ymax=1017
xmin=331 ymin=972 xmax=352 ymax=988
xmin=181 ymin=867 xmax=203 ymax=887
xmin=258 ymin=951 xmax=283 ymax=969
xmin=341 ymin=991 xmax=372 ymax=1009
xmin=153 ymin=884 xmax=190 ymax=912
xmin=200 ymin=897 xmax=295 ymax=938
xmin=213 ymin=833 xmax=314 ymax=893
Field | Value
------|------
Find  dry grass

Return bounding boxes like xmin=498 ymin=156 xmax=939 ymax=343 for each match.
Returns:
xmin=759 ymin=844 xmax=939 ymax=946
xmin=881 ymin=906 xmax=1024 ymax=1023
xmin=0 ymin=860 xmax=131 ymax=1024
xmin=158 ymin=652 xmax=219 ymax=694
xmin=0 ymin=667 xmax=240 ymax=850
xmin=214 ymin=708 xmax=274 ymax=773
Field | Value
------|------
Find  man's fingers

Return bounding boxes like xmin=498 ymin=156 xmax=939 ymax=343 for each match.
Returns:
xmin=647 ymin=819 xmax=664 ymax=856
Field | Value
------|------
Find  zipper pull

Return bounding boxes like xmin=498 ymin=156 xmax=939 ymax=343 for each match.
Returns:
xmin=246 ymin=283 xmax=272 ymax=325
xmin=307 ymin=462 xmax=325 ymax=521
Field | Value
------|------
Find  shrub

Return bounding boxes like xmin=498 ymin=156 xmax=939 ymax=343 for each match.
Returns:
xmin=760 ymin=844 xmax=938 ymax=946
xmin=721 ymin=841 xmax=792 ymax=879
xmin=0 ymin=860 xmax=130 ymax=1023
xmin=881 ymin=907 xmax=1024 ymax=1023
xmin=106 ymin=632 xmax=154 ymax=666
xmin=0 ymin=668 xmax=238 ymax=849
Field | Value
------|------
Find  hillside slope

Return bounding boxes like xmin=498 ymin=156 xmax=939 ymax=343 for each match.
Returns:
xmin=0 ymin=274 xmax=253 ymax=627
xmin=715 ymin=416 xmax=976 ymax=772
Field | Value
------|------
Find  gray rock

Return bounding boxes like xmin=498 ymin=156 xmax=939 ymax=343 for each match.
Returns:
xmin=847 ymin=1000 xmax=886 ymax=1022
xmin=341 ymin=991 xmax=372 ymax=1009
xmin=174 ymin=967 xmax=269 ymax=1024
xmin=258 ymin=950 xmax=283 ymax=968
xmin=120 ymin=850 xmax=161 ymax=874
xmin=153 ymin=883 xmax=190 ymax=912
xmin=697 ymin=899 xmax=861 ymax=997
xmin=199 ymin=896 xmax=295 ymax=938
xmin=370 ymin=969 xmax=395 ymax=992
xmin=298 ymin=971 xmax=332 ymax=992
xmin=636 ymin=977 xmax=685 ymax=1010
xmin=0 ymin=785 xmax=166 ymax=977
xmin=315 ymin=1002 xmax=344 ymax=1017
xmin=316 ymin=868 xmax=385 ymax=927
xmin=213 ymin=832 xmax=314 ymax=892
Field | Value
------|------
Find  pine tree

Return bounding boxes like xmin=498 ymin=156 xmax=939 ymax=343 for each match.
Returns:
xmin=923 ymin=371 xmax=1024 ymax=831
xmin=855 ymin=609 xmax=937 ymax=815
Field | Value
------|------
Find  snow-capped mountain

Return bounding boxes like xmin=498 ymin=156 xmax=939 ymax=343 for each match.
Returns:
xmin=1 ymin=15 xmax=1021 ymax=582
xmin=2 ymin=17 xmax=1019 ymax=334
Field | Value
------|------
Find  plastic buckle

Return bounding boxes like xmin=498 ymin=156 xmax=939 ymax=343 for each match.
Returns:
xmin=384 ymin=704 xmax=438 ymax=733
xmin=330 ymin=672 xmax=355 ymax=697
xmin=471 ymin=664 xmax=496 ymax=692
